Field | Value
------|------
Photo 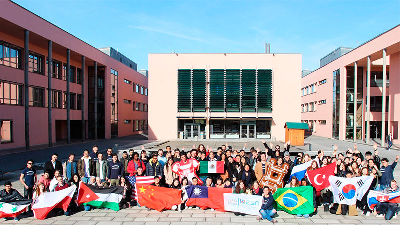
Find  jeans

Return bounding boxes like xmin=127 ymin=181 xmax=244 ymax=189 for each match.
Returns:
xmin=388 ymin=141 xmax=393 ymax=150
xmin=378 ymin=202 xmax=398 ymax=220
xmin=260 ymin=209 xmax=276 ymax=221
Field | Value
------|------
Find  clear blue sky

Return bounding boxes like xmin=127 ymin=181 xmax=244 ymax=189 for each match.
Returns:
xmin=13 ymin=0 xmax=400 ymax=71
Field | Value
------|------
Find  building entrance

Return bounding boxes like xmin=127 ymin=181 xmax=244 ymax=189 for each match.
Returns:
xmin=184 ymin=123 xmax=201 ymax=139
xmin=240 ymin=123 xmax=255 ymax=139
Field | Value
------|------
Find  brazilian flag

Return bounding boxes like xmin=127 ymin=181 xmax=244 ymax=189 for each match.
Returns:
xmin=273 ymin=186 xmax=314 ymax=215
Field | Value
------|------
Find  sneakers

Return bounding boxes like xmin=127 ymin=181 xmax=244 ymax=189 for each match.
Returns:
xmin=365 ymin=211 xmax=371 ymax=216
xmin=296 ymin=214 xmax=303 ymax=217
xmin=3 ymin=218 xmax=8 ymax=221
xmin=14 ymin=217 xmax=19 ymax=221
xmin=376 ymin=214 xmax=384 ymax=218
xmin=394 ymin=213 xmax=398 ymax=219
xmin=256 ymin=216 xmax=262 ymax=220
xmin=172 ymin=205 xmax=177 ymax=210
xmin=271 ymin=219 xmax=278 ymax=224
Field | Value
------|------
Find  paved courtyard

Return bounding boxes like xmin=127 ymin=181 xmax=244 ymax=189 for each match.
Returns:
xmin=1 ymin=135 xmax=400 ymax=224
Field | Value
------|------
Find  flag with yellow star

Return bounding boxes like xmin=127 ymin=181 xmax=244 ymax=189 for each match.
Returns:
xmin=0 ymin=200 xmax=31 ymax=218
xmin=136 ymin=184 xmax=182 ymax=211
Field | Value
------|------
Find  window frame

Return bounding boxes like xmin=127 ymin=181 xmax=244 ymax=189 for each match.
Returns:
xmin=0 ymin=41 xmax=22 ymax=69
xmin=28 ymin=51 xmax=45 ymax=74
xmin=0 ymin=119 xmax=13 ymax=143
xmin=0 ymin=80 xmax=23 ymax=106
xmin=28 ymin=86 xmax=45 ymax=107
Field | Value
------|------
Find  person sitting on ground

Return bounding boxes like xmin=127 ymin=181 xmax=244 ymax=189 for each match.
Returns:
xmin=257 ymin=187 xmax=277 ymax=223
xmin=0 ymin=181 xmax=25 ymax=221
xmin=376 ymin=180 xmax=400 ymax=220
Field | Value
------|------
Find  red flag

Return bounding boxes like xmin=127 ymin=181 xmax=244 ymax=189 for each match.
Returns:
xmin=186 ymin=186 xmax=232 ymax=212
xmin=77 ymin=182 xmax=99 ymax=204
xmin=32 ymin=186 xmax=76 ymax=220
xmin=306 ymin=162 xmax=336 ymax=191
xmin=137 ymin=184 xmax=182 ymax=212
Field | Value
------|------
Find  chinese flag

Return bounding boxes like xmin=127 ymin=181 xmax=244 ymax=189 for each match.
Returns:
xmin=306 ymin=162 xmax=336 ymax=191
xmin=136 ymin=184 xmax=182 ymax=212
xmin=77 ymin=182 xmax=99 ymax=204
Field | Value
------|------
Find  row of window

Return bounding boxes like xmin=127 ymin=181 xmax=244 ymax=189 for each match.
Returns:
xmin=123 ymin=99 xmax=148 ymax=112
xmin=123 ymin=119 xmax=148 ymax=131
xmin=0 ymin=40 xmax=83 ymax=84
xmin=301 ymin=78 xmax=327 ymax=97
xmin=123 ymin=77 xmax=148 ymax=96
xmin=0 ymin=80 xmax=82 ymax=109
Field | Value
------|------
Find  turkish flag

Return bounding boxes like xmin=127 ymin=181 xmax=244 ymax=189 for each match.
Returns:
xmin=306 ymin=162 xmax=336 ymax=191
xmin=77 ymin=182 xmax=99 ymax=204
xmin=136 ymin=184 xmax=182 ymax=212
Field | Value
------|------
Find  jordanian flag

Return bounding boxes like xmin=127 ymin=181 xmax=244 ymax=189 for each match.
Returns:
xmin=200 ymin=161 xmax=224 ymax=173
xmin=78 ymin=183 xmax=123 ymax=211
xmin=273 ymin=186 xmax=314 ymax=215
xmin=0 ymin=200 xmax=31 ymax=218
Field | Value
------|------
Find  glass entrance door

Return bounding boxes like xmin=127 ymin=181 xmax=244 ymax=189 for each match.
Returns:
xmin=184 ymin=123 xmax=200 ymax=139
xmin=240 ymin=124 xmax=256 ymax=139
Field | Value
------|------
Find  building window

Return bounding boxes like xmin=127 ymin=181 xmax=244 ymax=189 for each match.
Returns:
xmin=305 ymin=103 xmax=309 ymax=112
xmin=123 ymin=120 xmax=131 ymax=124
xmin=368 ymin=71 xmax=389 ymax=87
xmin=144 ymin=103 xmax=148 ymax=112
xmin=145 ymin=88 xmax=148 ymax=96
xmin=77 ymin=68 xmax=82 ymax=84
xmin=306 ymin=86 xmax=309 ymax=95
xmin=0 ymin=42 xmax=21 ymax=69
xmin=319 ymin=120 xmax=327 ymax=125
xmin=0 ymin=81 xmax=23 ymax=105
xmin=70 ymin=93 xmax=76 ymax=109
xmin=52 ymin=60 xmax=62 ymax=79
xmin=0 ymin=120 xmax=12 ymax=143
xmin=124 ymin=99 xmax=131 ymax=104
xmin=141 ymin=120 xmax=144 ymax=130
xmin=63 ymin=92 xmax=67 ymax=109
xmin=140 ymin=86 xmax=144 ymax=95
xmin=311 ymin=84 xmax=315 ymax=93
xmin=369 ymin=96 xmax=389 ymax=112
xmin=319 ymin=79 xmax=327 ymax=85
xmin=124 ymin=79 xmax=131 ymax=84
xmin=69 ymin=66 xmax=76 ymax=83
xmin=135 ymin=120 xmax=139 ymax=131
xmin=77 ymin=94 xmax=82 ymax=110
xmin=52 ymin=90 xmax=62 ymax=108
xmin=319 ymin=99 xmax=326 ymax=104
xmin=28 ymin=52 xmax=44 ymax=74
xmin=62 ymin=65 xmax=67 ymax=81
xmin=29 ymin=86 xmax=44 ymax=107
xmin=137 ymin=102 xmax=141 ymax=111
xmin=310 ymin=102 xmax=315 ymax=112
xmin=301 ymin=88 xmax=304 ymax=96
xmin=145 ymin=120 xmax=148 ymax=130
xmin=136 ymin=84 xmax=139 ymax=93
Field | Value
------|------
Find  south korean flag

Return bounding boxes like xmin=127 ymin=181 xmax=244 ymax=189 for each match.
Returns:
xmin=329 ymin=176 xmax=374 ymax=205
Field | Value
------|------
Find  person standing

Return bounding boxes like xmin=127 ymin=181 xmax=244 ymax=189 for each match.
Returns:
xmin=44 ymin=153 xmax=63 ymax=179
xmin=54 ymin=176 xmax=71 ymax=216
xmin=387 ymin=133 xmax=393 ymax=150
xmin=20 ymin=159 xmax=37 ymax=203
xmin=379 ymin=156 xmax=399 ymax=190
xmin=146 ymin=153 xmax=163 ymax=177
xmin=108 ymin=154 xmax=124 ymax=186
xmin=78 ymin=150 xmax=95 ymax=183
xmin=106 ymin=148 xmax=114 ymax=163
xmin=120 ymin=151 xmax=130 ymax=176
xmin=255 ymin=153 xmax=269 ymax=182
xmin=63 ymin=153 xmax=77 ymax=181
xmin=89 ymin=145 xmax=99 ymax=162
xmin=157 ymin=149 xmax=167 ymax=167
xmin=95 ymin=153 xmax=109 ymax=182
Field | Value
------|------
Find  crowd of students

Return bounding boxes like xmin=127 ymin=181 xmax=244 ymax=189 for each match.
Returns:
xmin=0 ymin=141 xmax=399 ymax=222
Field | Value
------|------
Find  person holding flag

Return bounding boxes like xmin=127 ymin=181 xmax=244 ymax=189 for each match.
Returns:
xmin=257 ymin=187 xmax=277 ymax=223
xmin=172 ymin=152 xmax=202 ymax=185
xmin=375 ymin=180 xmax=400 ymax=220
xmin=0 ymin=181 xmax=27 ymax=221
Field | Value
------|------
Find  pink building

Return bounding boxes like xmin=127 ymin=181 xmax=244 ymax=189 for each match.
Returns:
xmin=301 ymin=25 xmax=400 ymax=145
xmin=0 ymin=1 xmax=148 ymax=150
xmin=148 ymin=53 xmax=301 ymax=141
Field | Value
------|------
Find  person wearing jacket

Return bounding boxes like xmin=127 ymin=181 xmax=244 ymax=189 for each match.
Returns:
xmin=44 ymin=153 xmax=63 ymax=179
xmin=164 ymin=158 xmax=178 ymax=186
xmin=146 ymin=153 xmax=163 ymax=177
xmin=120 ymin=151 xmax=130 ymax=176
xmin=77 ymin=150 xmax=95 ymax=183
xmin=63 ymin=153 xmax=77 ymax=181
xmin=379 ymin=156 xmax=399 ymax=190
xmin=257 ymin=187 xmax=277 ymax=223
xmin=127 ymin=152 xmax=146 ymax=176
xmin=239 ymin=164 xmax=256 ymax=188
xmin=108 ymin=154 xmax=124 ymax=186
xmin=0 ymin=181 xmax=25 ymax=221
xmin=95 ymin=153 xmax=109 ymax=182
xmin=255 ymin=153 xmax=269 ymax=182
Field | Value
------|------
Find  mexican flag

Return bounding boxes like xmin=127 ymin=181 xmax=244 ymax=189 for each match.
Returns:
xmin=0 ymin=200 xmax=31 ymax=218
xmin=200 ymin=161 xmax=224 ymax=173
xmin=78 ymin=183 xmax=123 ymax=211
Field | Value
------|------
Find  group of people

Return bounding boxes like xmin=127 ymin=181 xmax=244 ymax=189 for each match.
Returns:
xmin=1 ymin=141 xmax=399 ymax=222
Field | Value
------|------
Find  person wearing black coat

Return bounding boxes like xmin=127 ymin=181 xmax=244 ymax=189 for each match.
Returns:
xmin=44 ymin=153 xmax=63 ymax=179
xmin=238 ymin=164 xmax=255 ymax=188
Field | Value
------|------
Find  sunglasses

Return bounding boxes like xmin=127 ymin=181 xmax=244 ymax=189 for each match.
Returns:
xmin=27 ymin=163 xmax=33 ymax=165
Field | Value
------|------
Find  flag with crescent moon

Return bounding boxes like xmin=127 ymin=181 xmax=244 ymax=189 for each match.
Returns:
xmin=306 ymin=162 xmax=336 ymax=191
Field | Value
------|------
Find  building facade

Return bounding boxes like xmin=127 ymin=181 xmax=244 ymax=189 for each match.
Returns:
xmin=148 ymin=53 xmax=301 ymax=141
xmin=301 ymin=25 xmax=400 ymax=145
xmin=0 ymin=0 xmax=148 ymax=150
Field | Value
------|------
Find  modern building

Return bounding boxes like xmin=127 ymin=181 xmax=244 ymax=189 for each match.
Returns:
xmin=0 ymin=0 xmax=148 ymax=150
xmin=148 ymin=53 xmax=301 ymax=141
xmin=99 ymin=47 xmax=138 ymax=71
xmin=301 ymin=25 xmax=400 ymax=145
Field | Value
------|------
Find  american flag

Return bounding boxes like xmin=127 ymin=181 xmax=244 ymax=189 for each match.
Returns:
xmin=126 ymin=176 xmax=154 ymax=200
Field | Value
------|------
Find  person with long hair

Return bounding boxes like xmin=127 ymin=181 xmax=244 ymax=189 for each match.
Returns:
xmin=32 ymin=182 xmax=46 ymax=201
xmin=234 ymin=180 xmax=247 ymax=194
xmin=164 ymin=158 xmax=178 ymax=186
xmin=257 ymin=187 xmax=277 ymax=223
xmin=119 ymin=177 xmax=132 ymax=209
xmin=288 ymin=176 xmax=299 ymax=187
xmin=307 ymin=161 xmax=319 ymax=171
xmin=239 ymin=164 xmax=255 ymax=188
xmin=251 ymin=181 xmax=262 ymax=196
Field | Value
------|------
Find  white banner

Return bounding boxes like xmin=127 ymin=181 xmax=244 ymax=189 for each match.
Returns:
xmin=223 ymin=193 xmax=262 ymax=216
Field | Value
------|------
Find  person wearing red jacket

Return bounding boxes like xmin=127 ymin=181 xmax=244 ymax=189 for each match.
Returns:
xmin=127 ymin=152 xmax=146 ymax=176
xmin=54 ymin=176 xmax=71 ymax=216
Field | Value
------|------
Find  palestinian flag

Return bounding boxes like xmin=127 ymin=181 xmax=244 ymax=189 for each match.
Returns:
xmin=32 ymin=185 xmax=76 ymax=220
xmin=200 ymin=161 xmax=224 ymax=173
xmin=79 ymin=185 xmax=123 ymax=211
xmin=0 ymin=200 xmax=31 ymax=218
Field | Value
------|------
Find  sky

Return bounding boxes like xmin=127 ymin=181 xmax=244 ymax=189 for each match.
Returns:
xmin=13 ymin=0 xmax=400 ymax=71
